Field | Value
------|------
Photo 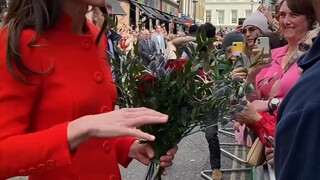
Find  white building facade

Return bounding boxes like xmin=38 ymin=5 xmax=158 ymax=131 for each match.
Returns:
xmin=204 ymin=0 xmax=262 ymax=30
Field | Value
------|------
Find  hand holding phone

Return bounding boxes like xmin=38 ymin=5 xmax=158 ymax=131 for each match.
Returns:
xmin=232 ymin=42 xmax=243 ymax=56
xmin=256 ymin=37 xmax=270 ymax=54
xmin=264 ymin=134 xmax=275 ymax=147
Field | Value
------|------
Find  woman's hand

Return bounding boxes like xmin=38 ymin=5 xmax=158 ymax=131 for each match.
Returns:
xmin=235 ymin=25 xmax=242 ymax=33
xmin=234 ymin=101 xmax=262 ymax=125
xmin=232 ymin=67 xmax=248 ymax=80
xmin=248 ymin=49 xmax=272 ymax=79
xmin=265 ymin=146 xmax=274 ymax=166
xmin=258 ymin=6 xmax=274 ymax=24
xmin=67 ymin=108 xmax=168 ymax=151
xmin=233 ymin=121 xmax=243 ymax=132
xmin=129 ymin=142 xmax=178 ymax=175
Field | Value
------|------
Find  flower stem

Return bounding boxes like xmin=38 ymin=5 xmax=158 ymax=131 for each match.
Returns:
xmin=144 ymin=159 xmax=162 ymax=180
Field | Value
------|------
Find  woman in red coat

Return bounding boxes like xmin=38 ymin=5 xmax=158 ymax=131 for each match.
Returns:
xmin=0 ymin=0 xmax=177 ymax=179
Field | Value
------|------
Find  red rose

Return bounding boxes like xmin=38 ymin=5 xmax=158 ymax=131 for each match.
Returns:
xmin=165 ymin=58 xmax=188 ymax=77
xmin=136 ymin=73 xmax=157 ymax=94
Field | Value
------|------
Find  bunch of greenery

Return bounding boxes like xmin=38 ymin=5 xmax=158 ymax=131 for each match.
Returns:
xmin=109 ymin=29 xmax=254 ymax=180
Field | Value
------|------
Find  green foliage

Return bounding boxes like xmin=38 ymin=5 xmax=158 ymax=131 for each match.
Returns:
xmin=109 ymin=33 xmax=254 ymax=161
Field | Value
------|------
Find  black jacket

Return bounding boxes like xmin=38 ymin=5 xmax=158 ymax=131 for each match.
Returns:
xmin=138 ymin=39 xmax=157 ymax=66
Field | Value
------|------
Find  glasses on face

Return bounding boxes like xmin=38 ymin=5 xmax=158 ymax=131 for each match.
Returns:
xmin=298 ymin=42 xmax=311 ymax=52
xmin=242 ymin=26 xmax=259 ymax=34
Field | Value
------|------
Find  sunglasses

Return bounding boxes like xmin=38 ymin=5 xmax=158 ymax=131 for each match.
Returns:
xmin=242 ymin=26 xmax=259 ymax=34
xmin=298 ymin=43 xmax=311 ymax=52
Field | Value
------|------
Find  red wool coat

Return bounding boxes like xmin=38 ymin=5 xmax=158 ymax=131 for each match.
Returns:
xmin=0 ymin=14 xmax=135 ymax=180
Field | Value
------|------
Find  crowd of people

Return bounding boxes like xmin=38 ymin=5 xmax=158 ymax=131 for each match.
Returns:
xmin=0 ymin=0 xmax=320 ymax=180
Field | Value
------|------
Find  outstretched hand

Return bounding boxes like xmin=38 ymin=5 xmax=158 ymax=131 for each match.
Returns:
xmin=258 ymin=6 xmax=274 ymax=23
xmin=86 ymin=108 xmax=168 ymax=140
xmin=234 ymin=101 xmax=262 ymax=125
xmin=68 ymin=107 xmax=169 ymax=151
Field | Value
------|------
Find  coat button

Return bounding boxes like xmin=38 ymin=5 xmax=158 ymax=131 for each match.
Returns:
xmin=28 ymin=167 xmax=37 ymax=174
xmin=46 ymin=159 xmax=56 ymax=168
xmin=38 ymin=164 xmax=46 ymax=172
xmin=100 ymin=106 xmax=109 ymax=113
xmin=102 ymin=140 xmax=112 ymax=153
xmin=18 ymin=169 xmax=28 ymax=176
xmin=109 ymin=174 xmax=117 ymax=180
xmin=93 ymin=71 xmax=103 ymax=83
xmin=81 ymin=39 xmax=91 ymax=50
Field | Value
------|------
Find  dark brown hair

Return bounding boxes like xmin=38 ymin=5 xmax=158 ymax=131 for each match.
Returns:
xmin=279 ymin=0 xmax=316 ymax=30
xmin=5 ymin=1 xmax=107 ymax=84
xmin=286 ymin=0 xmax=315 ymax=17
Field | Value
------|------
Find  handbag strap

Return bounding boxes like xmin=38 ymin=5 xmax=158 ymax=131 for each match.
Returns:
xmin=268 ymin=49 xmax=300 ymax=100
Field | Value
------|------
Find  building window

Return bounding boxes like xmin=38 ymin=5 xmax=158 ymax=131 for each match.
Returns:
xmin=206 ymin=10 xmax=212 ymax=22
xmin=231 ymin=10 xmax=237 ymax=24
xmin=217 ymin=10 xmax=224 ymax=24
xmin=245 ymin=10 xmax=252 ymax=18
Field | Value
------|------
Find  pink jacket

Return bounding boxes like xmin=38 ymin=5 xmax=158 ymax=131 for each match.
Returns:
xmin=256 ymin=46 xmax=300 ymax=99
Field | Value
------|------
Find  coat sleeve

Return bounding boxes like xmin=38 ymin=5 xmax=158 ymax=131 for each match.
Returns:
xmin=0 ymin=29 xmax=72 ymax=179
xmin=115 ymin=137 xmax=136 ymax=167
xmin=247 ymin=111 xmax=277 ymax=147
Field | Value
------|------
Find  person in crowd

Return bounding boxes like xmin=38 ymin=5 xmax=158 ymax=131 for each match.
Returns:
xmin=272 ymin=0 xmax=320 ymax=178
xmin=0 ymin=8 xmax=8 ymax=29
xmin=177 ymin=31 xmax=186 ymax=37
xmin=151 ymin=25 xmax=167 ymax=55
xmin=234 ymin=0 xmax=318 ymax=166
xmin=92 ymin=7 xmax=121 ymax=59
xmin=171 ymin=25 xmax=198 ymax=57
xmin=0 ymin=1 xmax=177 ymax=179
xmin=242 ymin=11 xmax=269 ymax=57
xmin=137 ymin=29 xmax=145 ymax=42
xmin=138 ymin=30 xmax=157 ymax=66
xmin=233 ymin=0 xmax=316 ymax=159
xmin=186 ymin=23 xmax=223 ymax=180
xmin=246 ymin=0 xmax=316 ymax=109
xmin=258 ymin=5 xmax=281 ymax=33
xmin=221 ymin=31 xmax=245 ymax=59
xmin=119 ymin=33 xmax=128 ymax=50
xmin=202 ymin=30 xmax=245 ymax=180
xmin=165 ymin=34 xmax=178 ymax=61
xmin=174 ymin=22 xmax=221 ymax=180
xmin=125 ymin=32 xmax=138 ymax=56
xmin=188 ymin=24 xmax=199 ymax=36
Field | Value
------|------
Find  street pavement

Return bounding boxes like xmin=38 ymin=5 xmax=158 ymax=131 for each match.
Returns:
xmin=120 ymin=124 xmax=252 ymax=180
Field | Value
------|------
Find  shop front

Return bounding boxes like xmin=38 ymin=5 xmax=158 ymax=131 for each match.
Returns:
xmin=117 ymin=0 xmax=181 ymax=33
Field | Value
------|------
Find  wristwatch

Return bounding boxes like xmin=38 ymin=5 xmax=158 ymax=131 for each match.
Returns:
xmin=268 ymin=98 xmax=280 ymax=111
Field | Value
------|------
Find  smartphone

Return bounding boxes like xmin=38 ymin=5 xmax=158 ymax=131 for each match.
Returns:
xmin=256 ymin=37 xmax=270 ymax=54
xmin=264 ymin=134 xmax=275 ymax=148
xmin=238 ymin=18 xmax=245 ymax=26
xmin=232 ymin=42 xmax=243 ymax=54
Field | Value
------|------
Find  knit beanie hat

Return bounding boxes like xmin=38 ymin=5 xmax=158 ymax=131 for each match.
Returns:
xmin=242 ymin=11 xmax=268 ymax=33
xmin=221 ymin=31 xmax=244 ymax=50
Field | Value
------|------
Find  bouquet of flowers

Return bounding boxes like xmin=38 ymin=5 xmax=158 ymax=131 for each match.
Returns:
xmin=110 ymin=30 xmax=254 ymax=180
